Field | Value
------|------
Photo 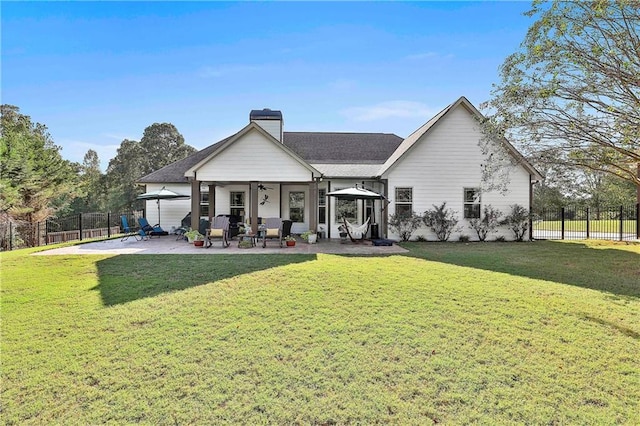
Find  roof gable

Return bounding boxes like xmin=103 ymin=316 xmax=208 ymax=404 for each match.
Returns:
xmin=377 ymin=96 xmax=542 ymax=180
xmin=184 ymin=122 xmax=319 ymax=178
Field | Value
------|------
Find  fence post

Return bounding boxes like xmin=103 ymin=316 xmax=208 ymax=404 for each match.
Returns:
xmin=9 ymin=222 xmax=13 ymax=251
xmin=79 ymin=213 xmax=83 ymax=241
xmin=636 ymin=203 xmax=640 ymax=240
xmin=107 ymin=212 xmax=111 ymax=238
xmin=586 ymin=207 xmax=590 ymax=239
xmin=561 ymin=207 xmax=565 ymax=240
xmin=619 ymin=205 xmax=624 ymax=241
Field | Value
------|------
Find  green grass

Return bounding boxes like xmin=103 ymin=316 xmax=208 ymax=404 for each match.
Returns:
xmin=534 ymin=219 xmax=637 ymax=233
xmin=2 ymin=241 xmax=639 ymax=424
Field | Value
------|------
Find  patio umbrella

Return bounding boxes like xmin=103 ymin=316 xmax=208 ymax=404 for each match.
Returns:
xmin=327 ymin=186 xmax=387 ymax=234
xmin=326 ymin=186 xmax=387 ymax=201
xmin=136 ymin=186 xmax=190 ymax=225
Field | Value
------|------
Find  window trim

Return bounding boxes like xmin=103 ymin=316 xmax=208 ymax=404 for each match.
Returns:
xmin=289 ymin=191 xmax=305 ymax=223
xmin=463 ymin=187 xmax=481 ymax=219
xmin=394 ymin=187 xmax=413 ymax=217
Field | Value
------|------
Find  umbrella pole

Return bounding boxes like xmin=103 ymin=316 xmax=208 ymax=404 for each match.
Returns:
xmin=157 ymin=199 xmax=161 ymax=226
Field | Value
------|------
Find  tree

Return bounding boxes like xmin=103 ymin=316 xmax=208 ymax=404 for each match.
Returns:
xmin=105 ymin=123 xmax=196 ymax=212
xmin=105 ymin=139 xmax=145 ymax=212
xmin=0 ymin=105 xmax=79 ymax=247
xmin=481 ymin=0 xmax=640 ymax=199
xmin=139 ymin=123 xmax=196 ymax=175
xmin=66 ymin=149 xmax=106 ymax=215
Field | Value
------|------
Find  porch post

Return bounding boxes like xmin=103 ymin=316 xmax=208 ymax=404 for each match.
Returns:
xmin=381 ymin=179 xmax=389 ymax=238
xmin=191 ymin=179 xmax=201 ymax=230
xmin=250 ymin=181 xmax=259 ymax=234
xmin=208 ymin=183 xmax=215 ymax=224
xmin=309 ymin=180 xmax=318 ymax=232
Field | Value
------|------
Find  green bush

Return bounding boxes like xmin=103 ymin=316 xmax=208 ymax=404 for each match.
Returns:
xmin=468 ymin=205 xmax=503 ymax=241
xmin=389 ymin=211 xmax=423 ymax=242
xmin=423 ymin=202 xmax=461 ymax=242
xmin=501 ymin=204 xmax=530 ymax=241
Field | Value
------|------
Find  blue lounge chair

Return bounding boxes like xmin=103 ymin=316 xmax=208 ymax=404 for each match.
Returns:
xmin=120 ymin=215 xmax=142 ymax=241
xmin=138 ymin=217 xmax=168 ymax=238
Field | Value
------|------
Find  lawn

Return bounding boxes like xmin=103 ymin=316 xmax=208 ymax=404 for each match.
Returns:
xmin=2 ymin=241 xmax=639 ymax=424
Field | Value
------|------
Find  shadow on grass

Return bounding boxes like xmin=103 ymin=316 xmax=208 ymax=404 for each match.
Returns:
xmin=94 ymin=254 xmax=316 ymax=306
xmin=400 ymin=241 xmax=640 ymax=299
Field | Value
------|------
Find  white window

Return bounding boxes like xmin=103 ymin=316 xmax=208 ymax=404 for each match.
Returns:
xmin=200 ymin=192 xmax=209 ymax=217
xmin=230 ymin=191 xmax=245 ymax=221
xmin=334 ymin=190 xmax=356 ymax=222
xmin=395 ymin=187 xmax=413 ymax=217
xmin=289 ymin=192 xmax=305 ymax=223
xmin=463 ymin=188 xmax=481 ymax=219
xmin=318 ymin=188 xmax=326 ymax=224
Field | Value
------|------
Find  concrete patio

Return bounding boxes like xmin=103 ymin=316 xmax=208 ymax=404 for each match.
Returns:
xmin=32 ymin=235 xmax=407 ymax=256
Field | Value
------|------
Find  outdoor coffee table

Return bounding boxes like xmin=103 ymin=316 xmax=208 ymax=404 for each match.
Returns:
xmin=237 ymin=233 xmax=257 ymax=248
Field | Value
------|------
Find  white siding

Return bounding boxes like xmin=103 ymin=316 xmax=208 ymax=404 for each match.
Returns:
xmin=213 ymin=184 xmax=282 ymax=221
xmin=383 ymin=104 xmax=531 ymax=241
xmin=195 ymin=128 xmax=312 ymax=182
xmin=252 ymin=119 xmax=282 ymax=141
xmin=143 ymin=183 xmax=191 ymax=231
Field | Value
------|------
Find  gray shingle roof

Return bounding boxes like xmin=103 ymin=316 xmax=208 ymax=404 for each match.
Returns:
xmin=284 ymin=132 xmax=403 ymax=164
xmin=138 ymin=131 xmax=403 ymax=183
xmin=137 ymin=135 xmax=233 ymax=183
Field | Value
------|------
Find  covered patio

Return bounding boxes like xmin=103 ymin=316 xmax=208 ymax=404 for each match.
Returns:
xmin=32 ymin=235 xmax=407 ymax=256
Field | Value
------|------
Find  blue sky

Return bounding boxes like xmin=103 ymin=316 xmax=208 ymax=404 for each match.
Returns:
xmin=2 ymin=1 xmax=533 ymax=170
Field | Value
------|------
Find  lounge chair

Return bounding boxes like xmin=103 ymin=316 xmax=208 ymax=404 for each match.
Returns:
xmin=206 ymin=216 xmax=230 ymax=248
xmin=262 ymin=217 xmax=283 ymax=248
xmin=120 ymin=215 xmax=142 ymax=241
xmin=343 ymin=217 xmax=370 ymax=243
xmin=138 ymin=217 xmax=167 ymax=238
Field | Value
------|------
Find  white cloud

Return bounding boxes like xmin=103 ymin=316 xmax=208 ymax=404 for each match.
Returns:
xmin=341 ymin=101 xmax=436 ymax=122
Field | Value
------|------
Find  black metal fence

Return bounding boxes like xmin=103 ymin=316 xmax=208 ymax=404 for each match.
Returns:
xmin=1 ymin=210 xmax=144 ymax=251
xmin=533 ymin=204 xmax=640 ymax=241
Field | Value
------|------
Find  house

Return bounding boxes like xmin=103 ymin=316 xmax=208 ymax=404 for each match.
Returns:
xmin=137 ymin=96 xmax=542 ymax=241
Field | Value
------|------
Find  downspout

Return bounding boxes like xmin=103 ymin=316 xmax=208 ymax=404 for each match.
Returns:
xmin=327 ymin=180 xmax=332 ymax=238
xmin=529 ymin=174 xmax=534 ymax=241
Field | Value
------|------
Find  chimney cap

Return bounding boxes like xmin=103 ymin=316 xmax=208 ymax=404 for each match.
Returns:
xmin=250 ymin=108 xmax=282 ymax=121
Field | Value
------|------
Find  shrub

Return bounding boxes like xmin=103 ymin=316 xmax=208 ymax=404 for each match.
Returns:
xmin=423 ymin=202 xmax=461 ymax=242
xmin=389 ymin=211 xmax=423 ymax=242
xmin=495 ymin=236 xmax=506 ymax=242
xmin=458 ymin=234 xmax=470 ymax=242
xmin=468 ymin=205 xmax=503 ymax=241
xmin=501 ymin=204 xmax=531 ymax=241
xmin=414 ymin=235 xmax=427 ymax=242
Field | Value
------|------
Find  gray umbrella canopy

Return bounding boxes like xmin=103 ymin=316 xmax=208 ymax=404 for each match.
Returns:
xmin=327 ymin=186 xmax=387 ymax=227
xmin=326 ymin=186 xmax=387 ymax=200
xmin=136 ymin=186 xmax=190 ymax=225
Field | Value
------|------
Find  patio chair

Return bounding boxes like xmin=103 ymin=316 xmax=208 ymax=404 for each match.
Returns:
xmin=138 ymin=217 xmax=168 ymax=238
xmin=343 ymin=217 xmax=370 ymax=243
xmin=206 ymin=216 xmax=230 ymax=248
xmin=262 ymin=217 xmax=283 ymax=248
xmin=120 ymin=215 xmax=142 ymax=241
